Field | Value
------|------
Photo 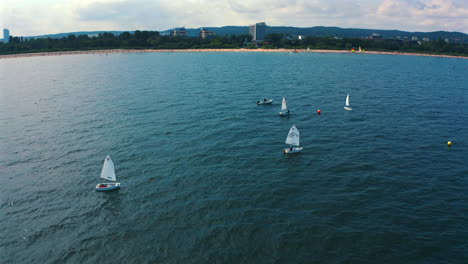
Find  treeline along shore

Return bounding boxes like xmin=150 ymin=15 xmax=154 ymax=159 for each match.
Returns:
xmin=1 ymin=30 xmax=467 ymax=58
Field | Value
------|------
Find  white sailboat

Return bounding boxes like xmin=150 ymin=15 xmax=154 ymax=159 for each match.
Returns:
xmin=284 ymin=125 xmax=303 ymax=154
xmin=279 ymin=97 xmax=290 ymax=116
xmin=344 ymin=94 xmax=353 ymax=111
xmin=95 ymin=155 xmax=121 ymax=192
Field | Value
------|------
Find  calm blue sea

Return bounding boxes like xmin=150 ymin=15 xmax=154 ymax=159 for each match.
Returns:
xmin=1 ymin=52 xmax=467 ymax=263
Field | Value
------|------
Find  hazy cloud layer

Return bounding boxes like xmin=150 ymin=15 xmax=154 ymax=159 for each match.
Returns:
xmin=1 ymin=0 xmax=467 ymax=36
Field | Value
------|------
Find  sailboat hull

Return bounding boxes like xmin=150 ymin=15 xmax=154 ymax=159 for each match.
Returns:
xmin=279 ymin=111 xmax=290 ymax=116
xmin=257 ymin=100 xmax=273 ymax=105
xmin=96 ymin=182 xmax=121 ymax=192
xmin=344 ymin=106 xmax=353 ymax=111
xmin=283 ymin=147 xmax=303 ymax=154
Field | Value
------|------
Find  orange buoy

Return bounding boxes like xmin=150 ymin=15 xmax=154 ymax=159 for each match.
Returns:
xmin=317 ymin=109 xmax=321 ymax=115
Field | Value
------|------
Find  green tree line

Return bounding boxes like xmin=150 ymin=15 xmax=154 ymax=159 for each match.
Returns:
xmin=263 ymin=33 xmax=468 ymax=56
xmin=1 ymin=30 xmax=467 ymax=57
xmin=0 ymin=30 xmax=251 ymax=54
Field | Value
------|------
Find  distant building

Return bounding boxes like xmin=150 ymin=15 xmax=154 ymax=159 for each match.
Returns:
xmin=369 ymin=33 xmax=382 ymax=39
xmin=3 ymin=28 xmax=10 ymax=43
xmin=249 ymin=22 xmax=267 ymax=42
xmin=444 ymin=38 xmax=450 ymax=43
xmin=172 ymin=27 xmax=187 ymax=37
xmin=200 ymin=28 xmax=216 ymax=39
xmin=411 ymin=36 xmax=418 ymax=41
xmin=422 ymin=37 xmax=430 ymax=42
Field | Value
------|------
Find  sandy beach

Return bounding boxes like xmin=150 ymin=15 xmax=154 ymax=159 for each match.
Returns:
xmin=0 ymin=48 xmax=466 ymax=60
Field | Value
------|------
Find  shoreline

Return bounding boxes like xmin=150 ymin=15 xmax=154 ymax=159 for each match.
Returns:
xmin=0 ymin=48 xmax=466 ymax=60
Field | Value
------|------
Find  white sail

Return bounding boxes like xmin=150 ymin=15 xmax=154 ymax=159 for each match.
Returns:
xmin=100 ymin=155 xmax=116 ymax=181
xmin=345 ymin=94 xmax=350 ymax=107
xmin=285 ymin=125 xmax=300 ymax=146
xmin=281 ymin=97 xmax=288 ymax=111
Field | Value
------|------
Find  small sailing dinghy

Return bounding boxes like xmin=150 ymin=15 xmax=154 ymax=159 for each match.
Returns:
xmin=96 ymin=155 xmax=121 ymax=192
xmin=279 ymin=97 xmax=290 ymax=116
xmin=257 ymin=98 xmax=273 ymax=105
xmin=283 ymin=125 xmax=303 ymax=154
xmin=344 ymin=94 xmax=353 ymax=111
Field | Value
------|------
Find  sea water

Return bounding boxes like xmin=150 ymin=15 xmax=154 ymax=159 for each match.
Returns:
xmin=1 ymin=52 xmax=467 ymax=263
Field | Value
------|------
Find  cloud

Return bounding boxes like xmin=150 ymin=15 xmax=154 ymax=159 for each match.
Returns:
xmin=1 ymin=0 xmax=467 ymax=36
xmin=376 ymin=0 xmax=468 ymax=32
xmin=73 ymin=0 xmax=249 ymax=30
xmin=228 ymin=1 xmax=262 ymax=14
xmin=73 ymin=0 xmax=170 ymax=31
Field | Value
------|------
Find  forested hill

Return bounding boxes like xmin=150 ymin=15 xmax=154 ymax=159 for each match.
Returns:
xmin=14 ymin=27 xmax=468 ymax=43
xmin=165 ymin=26 xmax=467 ymax=42
xmin=23 ymin=31 xmax=130 ymax=39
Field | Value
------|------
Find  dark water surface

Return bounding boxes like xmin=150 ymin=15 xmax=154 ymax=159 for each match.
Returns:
xmin=1 ymin=52 xmax=467 ymax=263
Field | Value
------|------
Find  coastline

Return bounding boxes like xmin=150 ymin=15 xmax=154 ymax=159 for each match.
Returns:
xmin=0 ymin=48 xmax=466 ymax=60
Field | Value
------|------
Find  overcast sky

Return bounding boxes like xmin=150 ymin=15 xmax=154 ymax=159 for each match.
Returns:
xmin=1 ymin=0 xmax=467 ymax=36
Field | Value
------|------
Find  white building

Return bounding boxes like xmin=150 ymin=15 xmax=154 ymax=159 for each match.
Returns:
xmin=200 ymin=28 xmax=216 ymax=39
xmin=3 ymin=28 xmax=10 ymax=43
xmin=172 ymin=27 xmax=187 ymax=37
